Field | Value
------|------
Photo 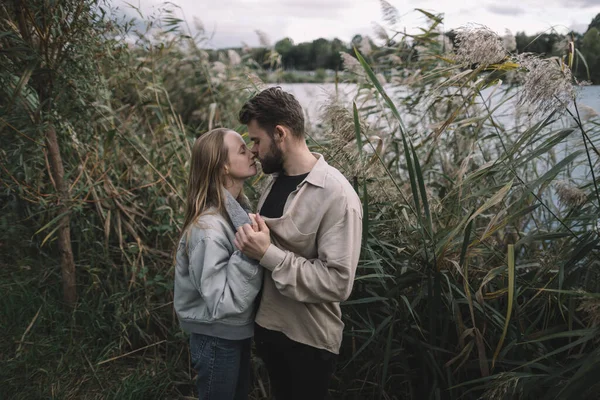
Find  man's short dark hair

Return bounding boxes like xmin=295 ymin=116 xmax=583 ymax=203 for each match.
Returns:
xmin=239 ymin=87 xmax=305 ymax=139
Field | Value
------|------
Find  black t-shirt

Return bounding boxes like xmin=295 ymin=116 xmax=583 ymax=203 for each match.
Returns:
xmin=259 ymin=173 xmax=309 ymax=218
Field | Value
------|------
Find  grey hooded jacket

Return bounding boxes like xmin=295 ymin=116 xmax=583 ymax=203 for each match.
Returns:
xmin=174 ymin=191 xmax=262 ymax=340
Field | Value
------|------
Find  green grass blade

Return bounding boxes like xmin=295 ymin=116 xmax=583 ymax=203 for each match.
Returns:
xmin=467 ymin=180 xmax=513 ymax=225
xmin=353 ymin=101 xmax=363 ymax=152
xmin=528 ymin=151 xmax=583 ymax=192
xmin=362 ymin=178 xmax=369 ymax=247
xmin=410 ymin=142 xmax=433 ymax=240
xmin=379 ymin=320 xmax=394 ymax=399
xmin=492 ymin=244 xmax=515 ymax=370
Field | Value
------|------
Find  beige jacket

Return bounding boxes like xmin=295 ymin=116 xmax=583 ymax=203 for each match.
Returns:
xmin=256 ymin=153 xmax=362 ymax=354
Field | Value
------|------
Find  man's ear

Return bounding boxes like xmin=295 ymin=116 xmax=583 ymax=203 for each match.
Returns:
xmin=274 ymin=125 xmax=287 ymax=142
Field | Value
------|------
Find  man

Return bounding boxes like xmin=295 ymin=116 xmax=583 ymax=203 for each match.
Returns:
xmin=234 ymin=87 xmax=362 ymax=400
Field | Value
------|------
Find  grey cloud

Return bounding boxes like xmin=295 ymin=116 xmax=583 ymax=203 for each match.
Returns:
xmin=206 ymin=32 xmax=261 ymax=49
xmin=165 ymin=0 xmax=357 ymax=48
xmin=569 ymin=22 xmax=589 ymax=33
xmin=202 ymin=22 xmax=277 ymax=48
xmin=261 ymin=3 xmax=347 ymax=19
xmin=175 ymin=0 xmax=350 ymax=20
xmin=267 ymin=0 xmax=347 ymax=15
xmin=499 ymin=0 xmax=599 ymax=8
xmin=570 ymin=0 xmax=600 ymax=6
xmin=486 ymin=5 xmax=525 ymax=16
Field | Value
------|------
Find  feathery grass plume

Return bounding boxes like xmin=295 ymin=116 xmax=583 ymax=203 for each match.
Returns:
xmin=359 ymin=36 xmax=373 ymax=55
xmin=555 ymin=181 xmax=588 ymax=207
xmin=502 ymin=29 xmax=517 ymax=53
xmin=255 ymin=30 xmax=271 ymax=47
xmin=388 ymin=54 xmax=403 ymax=65
xmin=230 ymin=71 xmax=266 ymax=95
xmin=320 ymin=100 xmax=384 ymax=180
xmin=454 ymin=25 xmax=507 ymax=67
xmin=517 ymin=54 xmax=575 ymax=115
xmin=322 ymin=102 xmax=361 ymax=146
xmin=241 ymin=41 xmax=252 ymax=54
xmin=228 ymin=72 xmax=263 ymax=95
xmin=246 ymin=73 xmax=265 ymax=88
xmin=212 ymin=61 xmax=226 ymax=74
xmin=552 ymin=37 xmax=570 ymax=55
xmin=375 ymin=72 xmax=387 ymax=83
xmin=380 ymin=0 xmax=399 ymax=26
xmin=199 ymin=49 xmax=210 ymax=62
xmin=227 ymin=49 xmax=241 ymax=66
xmin=320 ymin=98 xmax=398 ymax=213
xmin=481 ymin=373 xmax=523 ymax=400
xmin=372 ymin=22 xmax=389 ymax=42
xmin=505 ymin=68 xmax=526 ymax=86
xmin=579 ymin=104 xmax=599 ymax=121
xmin=341 ymin=52 xmax=366 ymax=78
xmin=192 ymin=16 xmax=204 ymax=33
xmin=578 ymin=296 xmax=600 ymax=327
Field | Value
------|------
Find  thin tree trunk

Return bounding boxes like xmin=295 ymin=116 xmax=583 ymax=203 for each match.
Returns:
xmin=12 ymin=0 xmax=78 ymax=306
xmin=45 ymin=124 xmax=77 ymax=306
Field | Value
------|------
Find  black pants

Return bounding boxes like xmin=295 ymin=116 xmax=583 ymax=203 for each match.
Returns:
xmin=254 ymin=324 xmax=338 ymax=400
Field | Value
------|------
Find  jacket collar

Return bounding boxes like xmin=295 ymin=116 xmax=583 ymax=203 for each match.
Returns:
xmin=224 ymin=190 xmax=251 ymax=230
xmin=303 ymin=153 xmax=327 ymax=188
xmin=270 ymin=152 xmax=327 ymax=189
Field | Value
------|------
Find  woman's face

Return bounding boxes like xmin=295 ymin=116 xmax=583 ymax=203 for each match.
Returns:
xmin=224 ymin=130 xmax=257 ymax=180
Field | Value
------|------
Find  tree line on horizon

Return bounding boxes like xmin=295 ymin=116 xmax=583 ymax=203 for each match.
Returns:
xmin=209 ymin=13 xmax=600 ymax=84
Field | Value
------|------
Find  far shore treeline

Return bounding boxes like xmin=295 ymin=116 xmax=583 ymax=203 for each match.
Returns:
xmin=209 ymin=13 xmax=600 ymax=84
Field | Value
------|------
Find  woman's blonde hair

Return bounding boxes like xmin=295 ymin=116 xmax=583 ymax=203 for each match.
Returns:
xmin=179 ymin=128 xmax=234 ymax=241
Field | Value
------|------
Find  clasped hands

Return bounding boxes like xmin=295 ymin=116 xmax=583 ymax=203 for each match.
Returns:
xmin=234 ymin=213 xmax=271 ymax=261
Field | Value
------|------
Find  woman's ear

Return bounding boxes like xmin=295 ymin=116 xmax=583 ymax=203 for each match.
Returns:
xmin=222 ymin=164 xmax=232 ymax=187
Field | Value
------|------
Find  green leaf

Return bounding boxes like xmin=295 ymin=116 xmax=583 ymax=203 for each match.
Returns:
xmin=492 ymin=245 xmax=515 ymax=370
xmin=513 ymin=128 xmax=574 ymax=166
xmin=342 ymin=315 xmax=393 ymax=368
xmin=528 ymin=151 xmax=583 ymax=192
xmin=516 ymin=232 xmax=571 ymax=245
xmin=353 ymin=101 xmax=362 ymax=153
xmin=467 ymin=179 xmax=513 ymax=225
xmin=343 ymin=296 xmax=388 ymax=305
xmin=380 ymin=321 xmax=394 ymax=399
xmin=362 ymin=178 xmax=369 ymax=247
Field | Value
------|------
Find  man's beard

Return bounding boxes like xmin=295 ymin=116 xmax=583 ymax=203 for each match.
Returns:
xmin=260 ymin=140 xmax=284 ymax=174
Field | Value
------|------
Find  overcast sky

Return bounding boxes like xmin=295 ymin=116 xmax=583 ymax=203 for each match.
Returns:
xmin=114 ymin=0 xmax=600 ymax=48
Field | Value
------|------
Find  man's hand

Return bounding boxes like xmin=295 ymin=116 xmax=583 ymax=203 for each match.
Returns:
xmin=235 ymin=214 xmax=271 ymax=260
xmin=248 ymin=213 xmax=259 ymax=232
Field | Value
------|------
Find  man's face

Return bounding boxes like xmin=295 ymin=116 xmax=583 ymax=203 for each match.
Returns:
xmin=247 ymin=120 xmax=284 ymax=174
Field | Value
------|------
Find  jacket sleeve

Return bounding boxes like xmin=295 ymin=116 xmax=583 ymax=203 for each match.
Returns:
xmin=188 ymin=236 xmax=261 ymax=319
xmin=259 ymin=207 xmax=362 ymax=304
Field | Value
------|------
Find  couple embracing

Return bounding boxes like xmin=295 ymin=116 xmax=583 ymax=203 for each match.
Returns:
xmin=174 ymin=87 xmax=362 ymax=400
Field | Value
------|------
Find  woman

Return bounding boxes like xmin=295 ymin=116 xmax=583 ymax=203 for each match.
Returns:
xmin=174 ymin=128 xmax=262 ymax=400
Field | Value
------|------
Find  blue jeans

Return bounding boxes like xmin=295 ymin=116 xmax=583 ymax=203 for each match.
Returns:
xmin=190 ymin=333 xmax=251 ymax=400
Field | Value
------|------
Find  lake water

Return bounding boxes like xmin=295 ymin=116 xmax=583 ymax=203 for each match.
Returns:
xmin=272 ymin=83 xmax=600 ymax=184
xmin=274 ymin=83 xmax=600 ymax=128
